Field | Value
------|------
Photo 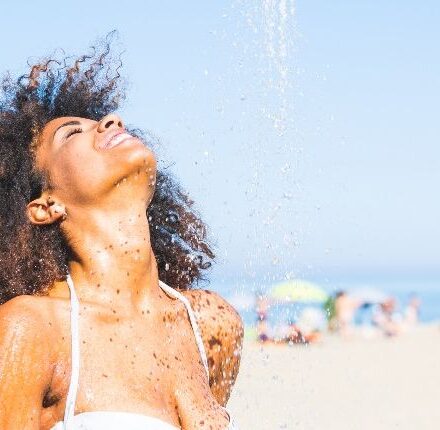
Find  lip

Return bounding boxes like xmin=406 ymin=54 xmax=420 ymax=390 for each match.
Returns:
xmin=97 ymin=130 xmax=136 ymax=150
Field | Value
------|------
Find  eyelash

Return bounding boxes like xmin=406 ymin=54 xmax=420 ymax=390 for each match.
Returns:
xmin=65 ymin=127 xmax=83 ymax=139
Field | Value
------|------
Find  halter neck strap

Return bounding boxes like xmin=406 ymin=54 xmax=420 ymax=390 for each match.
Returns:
xmin=63 ymin=274 xmax=80 ymax=429
xmin=158 ymin=280 xmax=210 ymax=379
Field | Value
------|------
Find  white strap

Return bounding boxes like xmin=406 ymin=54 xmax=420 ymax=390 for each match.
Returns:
xmin=63 ymin=274 xmax=80 ymax=430
xmin=158 ymin=280 xmax=210 ymax=381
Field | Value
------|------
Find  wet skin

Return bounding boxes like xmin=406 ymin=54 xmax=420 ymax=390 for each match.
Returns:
xmin=0 ymin=114 xmax=243 ymax=430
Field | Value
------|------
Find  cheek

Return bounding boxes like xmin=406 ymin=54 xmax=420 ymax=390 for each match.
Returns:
xmin=50 ymin=147 xmax=108 ymax=199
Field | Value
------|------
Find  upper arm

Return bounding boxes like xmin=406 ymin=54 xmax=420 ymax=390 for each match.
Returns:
xmin=184 ymin=290 xmax=244 ymax=406
xmin=0 ymin=297 xmax=52 ymax=429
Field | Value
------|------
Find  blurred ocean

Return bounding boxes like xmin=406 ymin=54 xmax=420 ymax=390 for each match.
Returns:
xmin=213 ymin=277 xmax=440 ymax=326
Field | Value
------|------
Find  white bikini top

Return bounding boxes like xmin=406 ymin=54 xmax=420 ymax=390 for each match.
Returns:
xmin=50 ymin=275 xmax=237 ymax=430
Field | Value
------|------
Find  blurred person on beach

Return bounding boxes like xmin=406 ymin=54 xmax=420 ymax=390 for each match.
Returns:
xmin=256 ymin=295 xmax=270 ymax=343
xmin=372 ymin=297 xmax=403 ymax=336
xmin=285 ymin=321 xmax=307 ymax=344
xmin=254 ymin=295 xmax=307 ymax=345
xmin=295 ymin=307 xmax=325 ymax=343
xmin=0 ymin=36 xmax=242 ymax=430
xmin=334 ymin=290 xmax=359 ymax=338
xmin=404 ymin=293 xmax=421 ymax=327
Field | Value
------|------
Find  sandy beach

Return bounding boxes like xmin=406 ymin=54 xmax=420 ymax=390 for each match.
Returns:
xmin=228 ymin=324 xmax=440 ymax=430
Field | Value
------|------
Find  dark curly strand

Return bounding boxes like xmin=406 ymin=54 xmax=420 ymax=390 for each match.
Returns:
xmin=0 ymin=34 xmax=214 ymax=304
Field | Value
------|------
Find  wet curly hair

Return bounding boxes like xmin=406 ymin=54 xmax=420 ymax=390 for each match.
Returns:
xmin=0 ymin=34 xmax=214 ymax=304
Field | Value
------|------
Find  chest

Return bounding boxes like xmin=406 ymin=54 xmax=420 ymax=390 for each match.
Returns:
xmin=43 ymin=307 xmax=208 ymax=422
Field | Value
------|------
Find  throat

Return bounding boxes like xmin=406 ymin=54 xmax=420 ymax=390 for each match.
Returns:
xmin=60 ymin=206 xmax=162 ymax=309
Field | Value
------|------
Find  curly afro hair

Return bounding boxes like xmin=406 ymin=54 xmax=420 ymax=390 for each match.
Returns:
xmin=0 ymin=33 xmax=214 ymax=304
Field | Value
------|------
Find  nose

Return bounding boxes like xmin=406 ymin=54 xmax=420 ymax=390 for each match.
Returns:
xmin=97 ymin=113 xmax=124 ymax=133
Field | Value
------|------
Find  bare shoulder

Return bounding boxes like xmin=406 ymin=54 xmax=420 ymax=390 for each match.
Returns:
xmin=0 ymin=294 xmax=48 ymax=330
xmin=182 ymin=289 xmax=244 ymax=405
xmin=0 ymin=294 xmax=60 ymax=353
xmin=183 ymin=289 xmax=243 ymax=332
xmin=0 ymin=296 xmax=57 ymax=427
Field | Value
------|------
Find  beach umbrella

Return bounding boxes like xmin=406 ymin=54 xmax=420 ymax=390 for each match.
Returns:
xmin=348 ymin=287 xmax=389 ymax=304
xmin=270 ymin=280 xmax=329 ymax=303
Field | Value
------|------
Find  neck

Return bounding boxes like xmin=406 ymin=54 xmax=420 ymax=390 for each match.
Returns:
xmin=58 ymin=198 xmax=162 ymax=313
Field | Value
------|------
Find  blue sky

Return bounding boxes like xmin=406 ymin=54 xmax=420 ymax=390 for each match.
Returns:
xmin=1 ymin=1 xmax=439 ymax=287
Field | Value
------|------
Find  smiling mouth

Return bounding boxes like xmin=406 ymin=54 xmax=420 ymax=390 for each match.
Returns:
xmin=100 ymin=132 xmax=135 ymax=150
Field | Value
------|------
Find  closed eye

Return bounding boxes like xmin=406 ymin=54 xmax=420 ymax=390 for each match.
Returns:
xmin=65 ymin=127 xmax=83 ymax=140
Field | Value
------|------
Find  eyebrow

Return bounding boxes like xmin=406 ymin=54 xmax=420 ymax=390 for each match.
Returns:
xmin=53 ymin=120 xmax=82 ymax=139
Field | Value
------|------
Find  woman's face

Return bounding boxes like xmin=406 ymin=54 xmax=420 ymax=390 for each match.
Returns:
xmin=34 ymin=113 xmax=156 ymax=207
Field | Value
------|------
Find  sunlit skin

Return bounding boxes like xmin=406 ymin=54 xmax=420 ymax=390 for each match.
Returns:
xmin=0 ymin=114 xmax=243 ymax=430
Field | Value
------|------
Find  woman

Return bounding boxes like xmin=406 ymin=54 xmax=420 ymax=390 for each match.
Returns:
xmin=0 ymin=37 xmax=243 ymax=430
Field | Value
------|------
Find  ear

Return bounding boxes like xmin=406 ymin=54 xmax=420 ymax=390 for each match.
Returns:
xmin=27 ymin=195 xmax=66 ymax=225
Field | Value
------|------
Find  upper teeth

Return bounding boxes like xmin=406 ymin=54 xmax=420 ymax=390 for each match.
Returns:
xmin=106 ymin=133 xmax=131 ymax=149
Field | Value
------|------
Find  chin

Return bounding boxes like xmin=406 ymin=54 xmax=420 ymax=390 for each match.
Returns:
xmin=117 ymin=140 xmax=157 ymax=175
xmin=97 ymin=140 xmax=157 ymax=196
xmin=129 ymin=144 xmax=156 ymax=169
